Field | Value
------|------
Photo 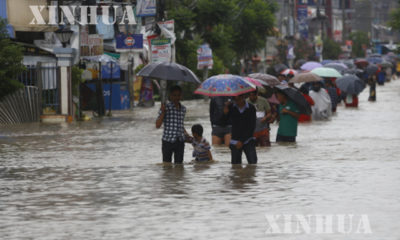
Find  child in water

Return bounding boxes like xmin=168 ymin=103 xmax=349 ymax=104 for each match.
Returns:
xmin=186 ymin=124 xmax=213 ymax=162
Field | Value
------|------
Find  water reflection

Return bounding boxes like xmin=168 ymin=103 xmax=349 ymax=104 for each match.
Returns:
xmin=228 ymin=165 xmax=257 ymax=189
xmin=1 ymin=81 xmax=400 ymax=239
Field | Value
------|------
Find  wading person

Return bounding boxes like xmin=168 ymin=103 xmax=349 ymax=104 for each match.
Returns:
xmin=210 ymin=96 xmax=232 ymax=146
xmin=368 ymin=74 xmax=377 ymax=102
xmin=275 ymin=91 xmax=300 ymax=143
xmin=309 ymin=82 xmax=332 ymax=120
xmin=247 ymin=89 xmax=272 ymax=146
xmin=156 ymin=86 xmax=186 ymax=164
xmin=185 ymin=124 xmax=213 ymax=162
xmin=223 ymin=94 xmax=257 ymax=164
xmin=325 ymin=80 xmax=339 ymax=113
xmin=298 ymin=85 xmax=314 ymax=122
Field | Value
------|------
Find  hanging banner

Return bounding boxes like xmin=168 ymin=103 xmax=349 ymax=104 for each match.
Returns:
xmin=158 ymin=20 xmax=175 ymax=33
xmin=139 ymin=77 xmax=154 ymax=107
xmin=116 ymin=33 xmax=143 ymax=49
xmin=297 ymin=6 xmax=309 ymax=39
xmin=136 ymin=0 xmax=156 ymax=17
xmin=151 ymin=39 xmax=171 ymax=63
xmin=158 ymin=20 xmax=176 ymax=44
xmin=197 ymin=44 xmax=213 ymax=70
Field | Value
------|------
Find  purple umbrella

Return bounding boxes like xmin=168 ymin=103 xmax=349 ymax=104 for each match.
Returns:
xmin=300 ymin=61 xmax=323 ymax=71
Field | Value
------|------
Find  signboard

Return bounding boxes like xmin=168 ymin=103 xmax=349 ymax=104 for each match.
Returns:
xmin=158 ymin=20 xmax=176 ymax=43
xmin=116 ymin=33 xmax=143 ymax=49
xmin=151 ymin=39 xmax=171 ymax=63
xmin=297 ymin=6 xmax=309 ymax=39
xmin=158 ymin=20 xmax=175 ymax=33
xmin=334 ymin=30 xmax=342 ymax=42
xmin=136 ymin=0 xmax=156 ymax=17
xmin=80 ymin=26 xmax=103 ymax=56
xmin=101 ymin=62 xmax=121 ymax=79
xmin=197 ymin=44 xmax=213 ymax=70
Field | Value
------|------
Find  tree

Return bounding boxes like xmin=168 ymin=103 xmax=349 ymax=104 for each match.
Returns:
xmin=0 ymin=18 xmax=25 ymax=100
xmin=389 ymin=0 xmax=400 ymax=31
xmin=167 ymin=0 xmax=277 ymax=76
xmin=294 ymin=38 xmax=314 ymax=61
xmin=231 ymin=0 xmax=277 ymax=59
xmin=349 ymin=31 xmax=370 ymax=58
xmin=322 ymin=38 xmax=342 ymax=60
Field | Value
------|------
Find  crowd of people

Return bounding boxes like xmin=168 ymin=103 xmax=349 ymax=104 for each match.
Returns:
xmin=155 ymin=56 xmax=397 ymax=165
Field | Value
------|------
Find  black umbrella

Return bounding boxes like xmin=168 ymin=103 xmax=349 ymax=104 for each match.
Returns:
xmin=335 ymin=75 xmax=366 ymax=95
xmin=274 ymin=63 xmax=288 ymax=73
xmin=274 ymin=85 xmax=312 ymax=115
xmin=341 ymin=60 xmax=355 ymax=69
xmin=344 ymin=68 xmax=363 ymax=75
xmin=137 ymin=62 xmax=201 ymax=84
xmin=366 ymin=64 xmax=379 ymax=76
xmin=324 ymin=63 xmax=348 ymax=74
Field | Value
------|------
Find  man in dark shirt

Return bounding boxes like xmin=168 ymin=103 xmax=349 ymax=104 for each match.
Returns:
xmin=223 ymin=94 xmax=257 ymax=164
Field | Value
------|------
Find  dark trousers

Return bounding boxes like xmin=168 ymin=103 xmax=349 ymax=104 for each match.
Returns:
xmin=162 ymin=140 xmax=185 ymax=164
xmin=276 ymin=134 xmax=296 ymax=143
xmin=229 ymin=139 xmax=257 ymax=164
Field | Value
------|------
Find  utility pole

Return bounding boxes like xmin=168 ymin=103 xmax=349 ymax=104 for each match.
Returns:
xmin=156 ymin=0 xmax=168 ymax=103
xmin=342 ymin=0 xmax=346 ymax=43
xmin=291 ymin=0 xmax=296 ymax=38
xmin=316 ymin=0 xmax=324 ymax=38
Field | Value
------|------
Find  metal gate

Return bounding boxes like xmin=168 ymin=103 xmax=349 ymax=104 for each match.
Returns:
xmin=18 ymin=63 xmax=60 ymax=114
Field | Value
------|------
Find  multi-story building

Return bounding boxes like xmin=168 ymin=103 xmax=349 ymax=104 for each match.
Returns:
xmin=352 ymin=0 xmax=400 ymax=52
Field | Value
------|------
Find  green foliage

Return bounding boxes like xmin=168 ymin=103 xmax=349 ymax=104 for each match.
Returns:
xmin=134 ymin=64 xmax=145 ymax=74
xmin=71 ymin=66 xmax=85 ymax=97
xmin=294 ymin=39 xmax=314 ymax=61
xmin=231 ymin=0 xmax=276 ymax=58
xmin=349 ymin=31 xmax=370 ymax=58
xmin=166 ymin=0 xmax=277 ymax=79
xmin=276 ymin=40 xmax=287 ymax=64
xmin=389 ymin=1 xmax=400 ymax=32
xmin=0 ymin=18 xmax=25 ymax=100
xmin=322 ymin=38 xmax=342 ymax=60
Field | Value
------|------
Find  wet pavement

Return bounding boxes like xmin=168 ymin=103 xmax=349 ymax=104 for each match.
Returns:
xmin=1 ymin=80 xmax=400 ymax=239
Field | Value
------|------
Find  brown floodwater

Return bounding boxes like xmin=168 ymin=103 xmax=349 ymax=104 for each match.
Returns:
xmin=1 ymin=80 xmax=400 ymax=239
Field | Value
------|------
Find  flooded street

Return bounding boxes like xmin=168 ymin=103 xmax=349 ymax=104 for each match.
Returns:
xmin=1 ymin=81 xmax=400 ymax=240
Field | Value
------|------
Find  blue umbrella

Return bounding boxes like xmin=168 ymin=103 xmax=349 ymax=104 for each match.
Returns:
xmin=336 ymin=75 xmax=366 ymax=95
xmin=367 ymin=57 xmax=383 ymax=64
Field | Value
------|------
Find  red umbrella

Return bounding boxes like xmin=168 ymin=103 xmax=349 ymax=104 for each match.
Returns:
xmin=354 ymin=59 xmax=369 ymax=68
